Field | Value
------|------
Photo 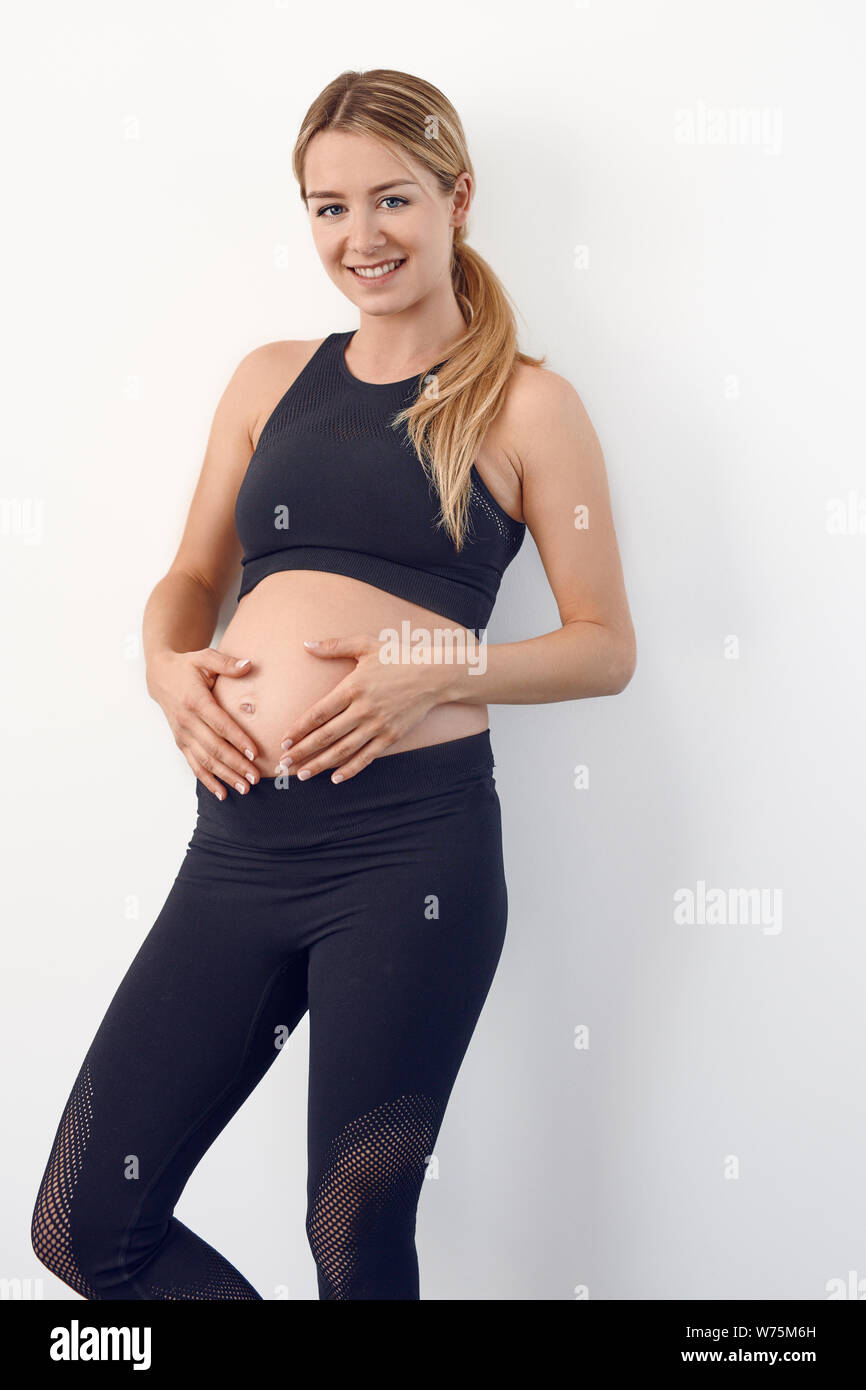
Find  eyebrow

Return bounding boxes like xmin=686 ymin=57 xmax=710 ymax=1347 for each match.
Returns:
xmin=305 ymin=180 xmax=421 ymax=200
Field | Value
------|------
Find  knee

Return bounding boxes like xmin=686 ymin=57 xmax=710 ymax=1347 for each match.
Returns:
xmin=31 ymin=1060 xmax=107 ymax=1297
xmin=31 ymin=1176 xmax=103 ymax=1300
xmin=305 ymin=1093 xmax=442 ymax=1299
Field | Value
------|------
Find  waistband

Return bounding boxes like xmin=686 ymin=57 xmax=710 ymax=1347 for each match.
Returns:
xmin=189 ymin=729 xmax=495 ymax=851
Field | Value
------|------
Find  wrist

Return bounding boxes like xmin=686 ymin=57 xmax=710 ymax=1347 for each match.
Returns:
xmin=424 ymin=655 xmax=468 ymax=706
xmin=144 ymin=647 xmax=181 ymax=693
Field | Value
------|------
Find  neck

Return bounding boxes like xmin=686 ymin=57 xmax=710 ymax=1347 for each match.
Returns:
xmin=350 ymin=294 xmax=468 ymax=379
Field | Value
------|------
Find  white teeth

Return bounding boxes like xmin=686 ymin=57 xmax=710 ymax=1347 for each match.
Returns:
xmin=351 ymin=259 xmax=404 ymax=279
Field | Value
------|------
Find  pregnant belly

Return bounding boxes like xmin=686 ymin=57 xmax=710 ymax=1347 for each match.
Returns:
xmin=210 ymin=571 xmax=489 ymax=780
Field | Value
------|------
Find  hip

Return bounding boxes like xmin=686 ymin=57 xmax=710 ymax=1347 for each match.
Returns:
xmin=188 ymin=728 xmax=503 ymax=856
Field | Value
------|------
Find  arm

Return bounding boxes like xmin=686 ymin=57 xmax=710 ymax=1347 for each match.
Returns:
xmin=441 ymin=367 xmax=636 ymax=704
xmin=142 ymin=345 xmax=282 ymax=798
xmin=279 ymin=365 xmax=635 ymax=784
xmin=143 ymin=570 xmax=222 ymax=672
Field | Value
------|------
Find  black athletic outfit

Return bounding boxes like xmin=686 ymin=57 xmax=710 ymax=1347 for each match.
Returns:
xmin=31 ymin=331 xmax=526 ymax=1300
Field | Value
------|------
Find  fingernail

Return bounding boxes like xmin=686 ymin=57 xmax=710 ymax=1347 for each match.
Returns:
xmin=331 ymin=773 xmax=344 ymax=784
xmin=303 ymin=640 xmax=319 ymax=648
xmin=245 ymin=772 xmax=257 ymax=784
xmin=245 ymin=748 xmax=255 ymax=760
xmin=298 ymin=769 xmax=311 ymax=781
xmin=236 ymin=658 xmax=251 ymax=669
xmin=235 ymin=781 xmax=247 ymax=794
xmin=281 ymin=739 xmax=293 ymax=750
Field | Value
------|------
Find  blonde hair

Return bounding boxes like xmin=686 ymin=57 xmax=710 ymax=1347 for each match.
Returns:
xmin=292 ymin=68 xmax=546 ymax=551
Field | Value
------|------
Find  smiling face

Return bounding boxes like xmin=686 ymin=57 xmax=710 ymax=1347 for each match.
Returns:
xmin=303 ymin=129 xmax=470 ymax=316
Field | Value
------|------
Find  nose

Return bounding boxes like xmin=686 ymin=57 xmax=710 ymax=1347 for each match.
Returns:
xmin=345 ymin=210 xmax=387 ymax=257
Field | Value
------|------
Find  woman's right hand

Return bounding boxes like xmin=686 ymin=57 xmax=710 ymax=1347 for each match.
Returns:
xmin=146 ymin=648 xmax=260 ymax=800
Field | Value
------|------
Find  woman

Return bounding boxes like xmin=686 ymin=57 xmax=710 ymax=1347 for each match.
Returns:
xmin=31 ymin=69 xmax=635 ymax=1301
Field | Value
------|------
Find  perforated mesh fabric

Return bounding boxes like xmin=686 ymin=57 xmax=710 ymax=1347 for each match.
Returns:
xmin=306 ymin=1092 xmax=443 ymax=1300
xmin=469 ymin=476 xmax=526 ymax=556
xmin=140 ymin=1241 xmax=261 ymax=1300
xmin=31 ymin=1060 xmax=102 ymax=1300
xmin=32 ymin=1063 xmax=262 ymax=1300
xmin=257 ymin=371 xmax=421 ymax=451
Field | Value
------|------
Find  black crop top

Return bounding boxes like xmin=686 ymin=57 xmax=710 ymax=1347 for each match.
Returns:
xmin=234 ymin=330 xmax=526 ymax=632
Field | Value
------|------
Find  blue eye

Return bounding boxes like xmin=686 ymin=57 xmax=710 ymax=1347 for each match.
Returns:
xmin=315 ymin=196 xmax=408 ymax=218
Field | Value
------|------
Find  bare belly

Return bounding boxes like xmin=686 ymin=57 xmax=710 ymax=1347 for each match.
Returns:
xmin=211 ymin=571 xmax=489 ymax=781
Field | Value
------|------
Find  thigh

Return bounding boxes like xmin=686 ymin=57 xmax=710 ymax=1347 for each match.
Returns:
xmin=305 ymin=777 xmax=509 ymax=1189
xmin=40 ymin=844 xmax=310 ymax=1280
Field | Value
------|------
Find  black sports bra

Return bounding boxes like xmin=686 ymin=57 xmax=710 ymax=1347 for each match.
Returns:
xmin=234 ymin=330 xmax=526 ymax=632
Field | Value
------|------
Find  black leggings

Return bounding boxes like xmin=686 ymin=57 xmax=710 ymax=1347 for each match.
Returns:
xmin=31 ymin=730 xmax=508 ymax=1300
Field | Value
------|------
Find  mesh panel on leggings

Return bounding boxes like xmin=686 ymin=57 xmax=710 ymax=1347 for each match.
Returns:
xmin=32 ymin=1066 xmax=261 ymax=1301
xmin=141 ymin=1241 xmax=260 ymax=1300
xmin=306 ymin=1092 xmax=443 ymax=1301
xmin=31 ymin=1060 xmax=102 ymax=1300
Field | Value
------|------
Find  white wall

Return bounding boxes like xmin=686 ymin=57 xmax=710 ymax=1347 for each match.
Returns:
xmin=2 ymin=0 xmax=864 ymax=1301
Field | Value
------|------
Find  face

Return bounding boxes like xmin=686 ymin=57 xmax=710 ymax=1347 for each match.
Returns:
xmin=303 ymin=129 xmax=470 ymax=314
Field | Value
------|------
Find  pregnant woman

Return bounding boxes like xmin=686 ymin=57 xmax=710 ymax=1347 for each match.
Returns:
xmin=31 ymin=69 xmax=635 ymax=1301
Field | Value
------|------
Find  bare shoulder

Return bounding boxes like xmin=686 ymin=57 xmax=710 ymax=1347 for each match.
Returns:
xmin=493 ymin=360 xmax=633 ymax=663
xmin=474 ymin=361 xmax=598 ymax=525
xmin=239 ymin=337 xmax=325 ymax=376
xmin=498 ymin=360 xmax=601 ymax=478
xmin=235 ymin=338 xmax=328 ymax=450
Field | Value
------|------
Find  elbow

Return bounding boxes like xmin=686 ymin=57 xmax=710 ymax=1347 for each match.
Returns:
xmin=563 ymin=618 xmax=637 ymax=697
xmin=605 ymin=636 xmax=637 ymax=695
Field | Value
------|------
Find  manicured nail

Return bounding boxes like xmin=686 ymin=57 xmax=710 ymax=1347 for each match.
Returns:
xmin=298 ymin=769 xmax=311 ymax=781
xmin=245 ymin=772 xmax=257 ymax=784
xmin=235 ymin=781 xmax=247 ymax=794
xmin=331 ymin=773 xmax=344 ymax=784
xmin=303 ymin=640 xmax=319 ymax=648
xmin=281 ymin=739 xmax=293 ymax=750
xmin=245 ymin=748 xmax=255 ymax=760
xmin=236 ymin=658 xmax=251 ymax=669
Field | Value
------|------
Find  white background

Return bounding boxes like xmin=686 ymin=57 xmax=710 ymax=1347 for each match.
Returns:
xmin=2 ymin=0 xmax=864 ymax=1300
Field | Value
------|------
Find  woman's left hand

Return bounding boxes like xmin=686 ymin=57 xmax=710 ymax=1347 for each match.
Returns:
xmin=275 ymin=634 xmax=451 ymax=783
